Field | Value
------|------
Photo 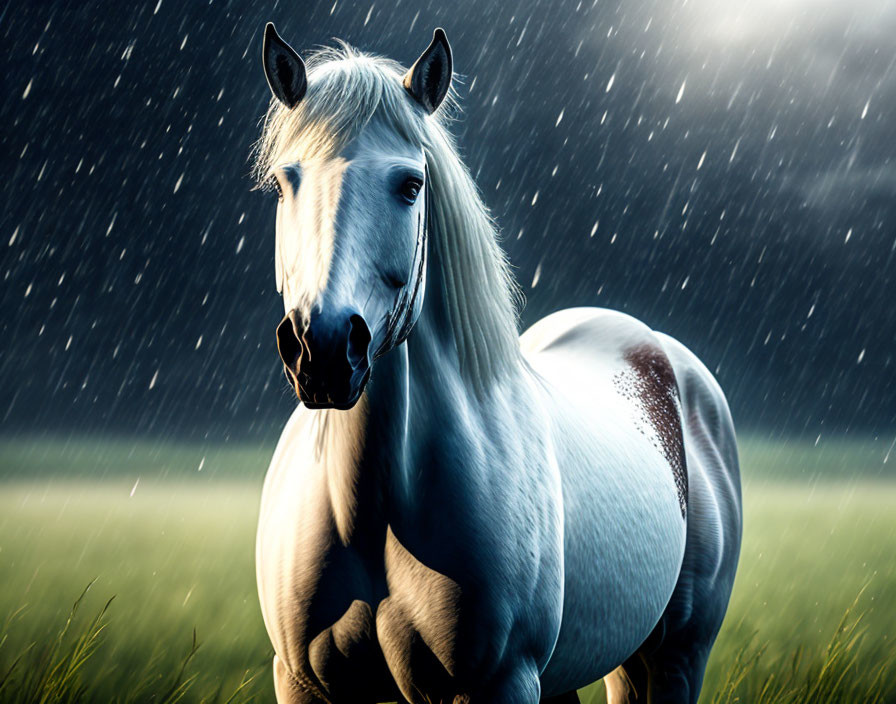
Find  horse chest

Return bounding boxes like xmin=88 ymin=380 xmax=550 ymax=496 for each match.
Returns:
xmin=259 ymin=374 xmax=564 ymax=701
xmin=260 ymin=472 xmax=542 ymax=703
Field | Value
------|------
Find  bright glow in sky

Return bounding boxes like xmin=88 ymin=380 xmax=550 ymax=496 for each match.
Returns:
xmin=683 ymin=0 xmax=896 ymax=45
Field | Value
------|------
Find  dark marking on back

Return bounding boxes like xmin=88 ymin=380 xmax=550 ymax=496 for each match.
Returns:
xmin=614 ymin=344 xmax=688 ymax=517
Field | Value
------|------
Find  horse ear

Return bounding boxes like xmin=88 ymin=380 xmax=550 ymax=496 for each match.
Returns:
xmin=403 ymin=28 xmax=452 ymax=114
xmin=262 ymin=22 xmax=307 ymax=109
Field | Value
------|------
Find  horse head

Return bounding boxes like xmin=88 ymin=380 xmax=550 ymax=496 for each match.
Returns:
xmin=259 ymin=24 xmax=452 ymax=409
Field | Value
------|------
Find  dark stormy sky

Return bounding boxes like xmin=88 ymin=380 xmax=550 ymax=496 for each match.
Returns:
xmin=2 ymin=0 xmax=895 ymax=443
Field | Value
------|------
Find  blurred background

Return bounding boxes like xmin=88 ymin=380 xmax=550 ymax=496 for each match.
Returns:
xmin=1 ymin=1 xmax=894 ymax=702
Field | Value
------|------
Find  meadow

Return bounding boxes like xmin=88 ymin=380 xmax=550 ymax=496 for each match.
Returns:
xmin=0 ymin=435 xmax=894 ymax=702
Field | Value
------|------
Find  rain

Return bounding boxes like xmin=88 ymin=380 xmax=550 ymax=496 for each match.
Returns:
xmin=1 ymin=1 xmax=895 ymax=702
xmin=2 ymin=1 xmax=894 ymax=442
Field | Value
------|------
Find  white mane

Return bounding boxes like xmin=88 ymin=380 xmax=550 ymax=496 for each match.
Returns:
xmin=253 ymin=42 xmax=522 ymax=390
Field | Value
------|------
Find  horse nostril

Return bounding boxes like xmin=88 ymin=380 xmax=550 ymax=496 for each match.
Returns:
xmin=276 ymin=311 xmax=303 ymax=371
xmin=347 ymin=314 xmax=371 ymax=369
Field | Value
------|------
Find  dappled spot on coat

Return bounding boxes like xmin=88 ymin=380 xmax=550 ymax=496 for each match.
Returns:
xmin=614 ymin=344 xmax=688 ymax=517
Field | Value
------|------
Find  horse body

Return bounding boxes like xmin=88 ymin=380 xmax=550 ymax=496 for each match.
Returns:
xmin=258 ymin=304 xmax=739 ymax=703
xmin=524 ymin=309 xmax=741 ymax=700
xmin=253 ymin=26 xmax=741 ymax=704
xmin=524 ymin=308 xmax=689 ymax=693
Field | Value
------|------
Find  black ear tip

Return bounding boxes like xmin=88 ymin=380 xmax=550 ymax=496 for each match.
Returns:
xmin=263 ymin=23 xmax=280 ymax=53
xmin=433 ymin=28 xmax=450 ymax=52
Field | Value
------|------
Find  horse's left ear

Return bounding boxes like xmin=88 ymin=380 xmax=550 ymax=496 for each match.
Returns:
xmin=403 ymin=28 xmax=452 ymax=114
xmin=262 ymin=22 xmax=307 ymax=109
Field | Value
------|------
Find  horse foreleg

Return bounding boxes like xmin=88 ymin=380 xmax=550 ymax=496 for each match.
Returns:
xmin=604 ymin=644 xmax=709 ymax=704
xmin=604 ymin=652 xmax=650 ymax=703
xmin=273 ymin=655 xmax=329 ymax=704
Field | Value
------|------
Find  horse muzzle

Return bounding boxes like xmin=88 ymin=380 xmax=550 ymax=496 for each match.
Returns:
xmin=276 ymin=308 xmax=372 ymax=410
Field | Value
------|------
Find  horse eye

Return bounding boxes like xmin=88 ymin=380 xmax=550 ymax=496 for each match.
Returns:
xmin=399 ymin=177 xmax=422 ymax=204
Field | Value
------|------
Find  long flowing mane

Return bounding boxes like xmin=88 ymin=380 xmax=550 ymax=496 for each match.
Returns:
xmin=253 ymin=42 xmax=521 ymax=390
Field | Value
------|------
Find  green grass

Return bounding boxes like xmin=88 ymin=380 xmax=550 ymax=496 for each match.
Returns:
xmin=0 ymin=437 xmax=272 ymax=481
xmin=0 ymin=479 xmax=271 ymax=702
xmin=1 ymin=435 xmax=894 ymax=702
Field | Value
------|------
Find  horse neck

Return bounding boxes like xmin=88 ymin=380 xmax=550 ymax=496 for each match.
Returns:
xmin=359 ymin=240 xmax=521 ymax=509
xmin=355 ymin=253 xmax=456 ymax=473
xmin=301 ymin=249 xmax=463 ymax=540
xmin=314 ymin=214 xmax=523 ymax=530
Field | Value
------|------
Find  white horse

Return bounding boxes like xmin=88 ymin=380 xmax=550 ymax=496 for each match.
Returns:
xmin=254 ymin=24 xmax=741 ymax=704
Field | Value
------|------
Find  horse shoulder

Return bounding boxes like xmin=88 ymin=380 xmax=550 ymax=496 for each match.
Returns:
xmin=386 ymin=385 xmax=565 ymax=669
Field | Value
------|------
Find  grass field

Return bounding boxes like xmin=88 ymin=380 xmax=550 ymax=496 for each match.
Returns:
xmin=1 ymin=435 xmax=894 ymax=702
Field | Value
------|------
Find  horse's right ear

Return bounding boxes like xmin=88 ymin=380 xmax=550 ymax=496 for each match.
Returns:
xmin=262 ymin=23 xmax=307 ymax=109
